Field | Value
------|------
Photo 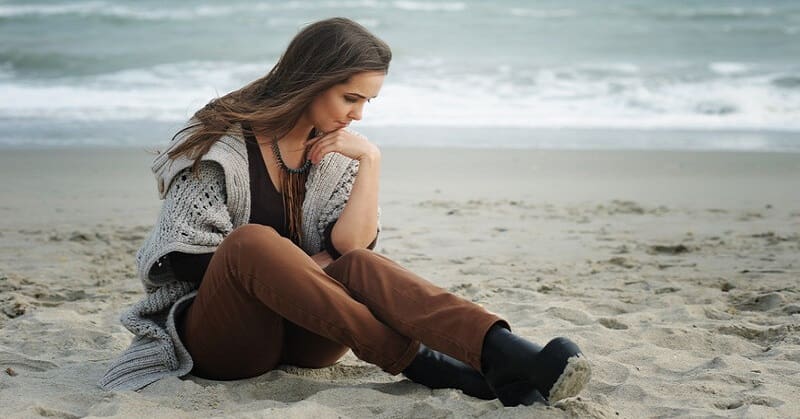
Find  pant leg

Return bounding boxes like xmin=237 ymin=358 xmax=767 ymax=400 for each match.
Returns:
xmin=324 ymin=248 xmax=511 ymax=372
xmin=278 ymin=259 xmax=380 ymax=369
xmin=178 ymin=224 xmax=420 ymax=380
xmin=279 ymin=318 xmax=350 ymax=368
xmin=177 ymin=256 xmax=285 ymax=380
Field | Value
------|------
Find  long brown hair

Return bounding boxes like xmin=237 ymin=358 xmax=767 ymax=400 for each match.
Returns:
xmin=163 ymin=17 xmax=391 ymax=247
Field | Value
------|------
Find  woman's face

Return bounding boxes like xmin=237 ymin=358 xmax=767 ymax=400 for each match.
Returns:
xmin=306 ymin=71 xmax=385 ymax=134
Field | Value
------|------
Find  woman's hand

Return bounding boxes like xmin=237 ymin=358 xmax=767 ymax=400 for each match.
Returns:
xmin=310 ymin=250 xmax=334 ymax=269
xmin=303 ymin=128 xmax=380 ymax=164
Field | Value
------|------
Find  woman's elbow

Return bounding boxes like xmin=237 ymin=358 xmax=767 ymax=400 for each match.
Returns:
xmin=331 ymin=240 xmax=360 ymax=255
xmin=331 ymin=235 xmax=372 ymax=255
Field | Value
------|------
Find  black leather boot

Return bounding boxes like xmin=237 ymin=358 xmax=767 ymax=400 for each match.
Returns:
xmin=479 ymin=323 xmax=591 ymax=406
xmin=401 ymin=343 xmax=496 ymax=400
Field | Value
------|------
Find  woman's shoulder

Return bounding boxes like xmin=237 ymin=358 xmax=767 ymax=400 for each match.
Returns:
xmin=153 ymin=119 xmax=247 ymax=197
xmin=167 ymin=161 xmax=227 ymax=202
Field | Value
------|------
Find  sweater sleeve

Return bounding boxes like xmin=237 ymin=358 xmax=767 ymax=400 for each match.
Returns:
xmin=322 ymin=219 xmax=378 ymax=259
xmin=166 ymin=251 xmax=214 ymax=285
xmin=136 ymin=161 xmax=233 ymax=290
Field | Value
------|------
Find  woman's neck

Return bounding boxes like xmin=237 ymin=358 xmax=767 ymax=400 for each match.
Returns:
xmin=252 ymin=116 xmax=315 ymax=149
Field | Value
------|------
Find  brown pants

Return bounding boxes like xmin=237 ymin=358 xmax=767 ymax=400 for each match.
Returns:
xmin=177 ymin=224 xmax=510 ymax=380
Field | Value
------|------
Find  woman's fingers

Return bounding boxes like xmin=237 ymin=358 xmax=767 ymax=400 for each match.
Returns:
xmin=305 ymin=132 xmax=335 ymax=161
xmin=311 ymin=142 xmax=337 ymax=164
xmin=303 ymin=129 xmax=334 ymax=147
xmin=307 ymin=137 xmax=334 ymax=163
xmin=303 ymin=129 xmax=373 ymax=163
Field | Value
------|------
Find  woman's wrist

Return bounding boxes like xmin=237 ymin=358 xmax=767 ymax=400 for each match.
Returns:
xmin=357 ymin=146 xmax=381 ymax=164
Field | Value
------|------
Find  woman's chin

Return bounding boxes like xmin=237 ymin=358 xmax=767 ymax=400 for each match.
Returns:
xmin=314 ymin=123 xmax=346 ymax=135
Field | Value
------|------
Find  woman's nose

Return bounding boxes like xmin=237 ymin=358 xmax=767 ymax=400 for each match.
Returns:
xmin=348 ymin=105 xmax=364 ymax=121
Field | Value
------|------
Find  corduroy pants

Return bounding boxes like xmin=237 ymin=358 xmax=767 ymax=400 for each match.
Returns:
xmin=176 ymin=224 xmax=510 ymax=380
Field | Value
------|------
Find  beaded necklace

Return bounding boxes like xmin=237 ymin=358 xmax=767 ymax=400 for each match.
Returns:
xmin=270 ymin=136 xmax=311 ymax=174
xmin=267 ymin=131 xmax=311 ymax=247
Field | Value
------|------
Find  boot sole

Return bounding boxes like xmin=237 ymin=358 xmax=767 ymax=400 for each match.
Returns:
xmin=494 ymin=380 xmax=546 ymax=406
xmin=547 ymin=354 xmax=591 ymax=402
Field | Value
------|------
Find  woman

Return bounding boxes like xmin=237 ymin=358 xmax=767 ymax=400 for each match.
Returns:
xmin=98 ymin=17 xmax=590 ymax=407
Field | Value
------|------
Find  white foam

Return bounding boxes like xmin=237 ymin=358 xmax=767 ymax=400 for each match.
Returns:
xmin=710 ymin=62 xmax=750 ymax=76
xmin=660 ymin=7 xmax=774 ymax=19
xmin=0 ymin=2 xmax=262 ymax=21
xmin=392 ymin=1 xmax=466 ymax=12
xmin=0 ymin=2 xmax=107 ymax=18
xmin=0 ymin=60 xmax=273 ymax=121
xmin=1 ymin=61 xmax=799 ymax=132
xmin=509 ymin=8 xmax=577 ymax=19
xmin=0 ymin=0 xmax=462 ymax=20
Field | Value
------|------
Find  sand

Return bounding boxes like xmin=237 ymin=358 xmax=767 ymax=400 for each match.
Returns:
xmin=0 ymin=146 xmax=798 ymax=418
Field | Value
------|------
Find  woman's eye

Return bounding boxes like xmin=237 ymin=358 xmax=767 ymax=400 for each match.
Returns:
xmin=344 ymin=96 xmax=357 ymax=103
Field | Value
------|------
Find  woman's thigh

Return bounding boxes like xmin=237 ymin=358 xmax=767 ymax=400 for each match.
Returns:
xmin=277 ymin=250 xmax=358 ymax=368
xmin=280 ymin=318 xmax=350 ymax=368
xmin=178 ymin=225 xmax=292 ymax=380
xmin=178 ymin=275 xmax=286 ymax=380
xmin=179 ymin=224 xmax=353 ymax=379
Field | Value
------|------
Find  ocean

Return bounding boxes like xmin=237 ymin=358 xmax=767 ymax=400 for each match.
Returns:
xmin=1 ymin=0 xmax=799 ymax=150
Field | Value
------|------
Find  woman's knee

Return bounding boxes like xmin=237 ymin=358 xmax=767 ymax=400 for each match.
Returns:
xmin=218 ymin=224 xmax=286 ymax=259
xmin=229 ymin=223 xmax=280 ymax=240
xmin=224 ymin=223 xmax=279 ymax=247
xmin=338 ymin=248 xmax=375 ymax=263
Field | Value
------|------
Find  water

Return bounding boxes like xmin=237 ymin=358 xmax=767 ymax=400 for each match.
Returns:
xmin=1 ymin=0 xmax=799 ymax=150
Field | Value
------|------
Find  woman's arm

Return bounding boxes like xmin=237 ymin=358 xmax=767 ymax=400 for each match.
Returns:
xmin=324 ymin=219 xmax=378 ymax=259
xmin=329 ymin=152 xmax=381 ymax=253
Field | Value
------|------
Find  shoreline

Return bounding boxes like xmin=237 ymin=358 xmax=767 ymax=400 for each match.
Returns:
xmin=2 ymin=123 xmax=799 ymax=152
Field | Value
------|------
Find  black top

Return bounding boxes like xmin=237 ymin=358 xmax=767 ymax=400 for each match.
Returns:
xmin=165 ymin=124 xmax=377 ymax=286
xmin=243 ymin=122 xmax=290 ymax=234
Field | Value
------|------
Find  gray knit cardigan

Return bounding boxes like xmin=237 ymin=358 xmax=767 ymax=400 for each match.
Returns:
xmin=98 ymin=121 xmax=380 ymax=391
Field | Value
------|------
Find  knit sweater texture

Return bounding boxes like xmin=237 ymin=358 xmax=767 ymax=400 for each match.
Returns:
xmin=98 ymin=120 xmax=380 ymax=391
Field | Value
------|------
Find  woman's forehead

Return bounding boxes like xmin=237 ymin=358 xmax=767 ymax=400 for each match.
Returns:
xmin=339 ymin=72 xmax=384 ymax=97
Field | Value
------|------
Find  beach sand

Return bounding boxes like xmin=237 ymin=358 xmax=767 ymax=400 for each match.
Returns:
xmin=0 ymin=147 xmax=798 ymax=418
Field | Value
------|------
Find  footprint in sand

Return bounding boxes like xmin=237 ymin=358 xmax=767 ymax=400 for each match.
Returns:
xmin=737 ymin=211 xmax=764 ymax=221
xmin=647 ymin=244 xmax=692 ymax=255
xmin=713 ymin=395 xmax=785 ymax=410
xmin=732 ymin=292 xmax=786 ymax=312
xmin=545 ymin=306 xmax=593 ymax=325
xmin=457 ymin=266 xmax=491 ymax=276
xmin=1 ymin=294 xmax=35 ymax=318
xmin=784 ymin=304 xmax=800 ymax=315
xmin=598 ymin=317 xmax=629 ymax=330
xmin=717 ymin=323 xmax=799 ymax=345
xmin=604 ymin=256 xmax=637 ymax=269
xmin=590 ymin=357 xmax=631 ymax=391
xmin=0 ymin=350 xmax=58 ymax=372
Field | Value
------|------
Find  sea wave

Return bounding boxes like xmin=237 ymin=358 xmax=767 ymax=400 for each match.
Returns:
xmin=652 ymin=7 xmax=777 ymax=19
xmin=1 ymin=60 xmax=798 ymax=131
xmin=392 ymin=1 xmax=465 ymax=12
xmin=0 ymin=0 xmax=462 ymax=21
xmin=640 ymin=5 xmax=784 ymax=20
xmin=709 ymin=62 xmax=751 ymax=75
xmin=0 ymin=2 xmax=328 ymax=21
xmin=509 ymin=8 xmax=577 ymax=19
